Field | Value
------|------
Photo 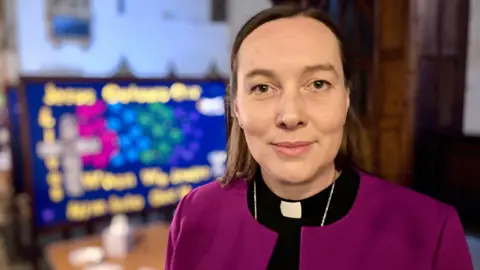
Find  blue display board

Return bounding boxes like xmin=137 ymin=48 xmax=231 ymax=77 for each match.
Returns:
xmin=20 ymin=78 xmax=227 ymax=228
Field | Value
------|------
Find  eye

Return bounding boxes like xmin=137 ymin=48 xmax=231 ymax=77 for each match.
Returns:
xmin=308 ymin=80 xmax=330 ymax=91
xmin=250 ymin=84 xmax=270 ymax=94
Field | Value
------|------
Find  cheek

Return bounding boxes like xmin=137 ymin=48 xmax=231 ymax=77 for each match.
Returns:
xmin=309 ymin=103 xmax=347 ymax=158
xmin=236 ymin=98 xmax=275 ymax=162
xmin=310 ymin=105 xmax=347 ymax=133
xmin=236 ymin=96 xmax=274 ymax=137
xmin=241 ymin=110 xmax=272 ymax=142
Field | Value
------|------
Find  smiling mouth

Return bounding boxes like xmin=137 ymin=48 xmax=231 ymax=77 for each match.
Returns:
xmin=271 ymin=141 xmax=314 ymax=157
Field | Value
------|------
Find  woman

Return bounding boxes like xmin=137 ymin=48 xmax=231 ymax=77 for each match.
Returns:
xmin=165 ymin=5 xmax=473 ymax=270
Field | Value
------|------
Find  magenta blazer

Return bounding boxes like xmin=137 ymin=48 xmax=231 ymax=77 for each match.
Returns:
xmin=165 ymin=173 xmax=473 ymax=270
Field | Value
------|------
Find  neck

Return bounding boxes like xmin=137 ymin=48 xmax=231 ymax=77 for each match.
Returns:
xmin=260 ymin=164 xmax=338 ymax=201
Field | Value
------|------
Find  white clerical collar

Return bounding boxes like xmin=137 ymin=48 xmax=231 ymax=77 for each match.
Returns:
xmin=280 ymin=201 xmax=302 ymax=219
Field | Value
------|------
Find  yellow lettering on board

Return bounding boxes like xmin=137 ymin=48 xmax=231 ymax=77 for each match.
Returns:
xmin=90 ymin=200 xmax=108 ymax=218
xmin=101 ymin=172 xmax=137 ymax=191
xmin=49 ymin=187 xmax=64 ymax=203
xmin=101 ymin=82 xmax=202 ymax=104
xmin=82 ymin=171 xmax=102 ymax=191
xmin=46 ymin=171 xmax=61 ymax=186
xmin=65 ymin=200 xmax=109 ymax=222
xmin=148 ymin=188 xmax=178 ymax=208
xmin=170 ymin=166 xmax=211 ymax=185
xmin=176 ymin=185 xmax=192 ymax=199
xmin=45 ymin=158 xmax=59 ymax=170
xmin=102 ymin=83 xmax=171 ymax=104
xmin=38 ymin=107 xmax=56 ymax=128
xmin=43 ymin=83 xmax=97 ymax=106
xmin=43 ymin=129 xmax=56 ymax=142
xmin=82 ymin=171 xmax=138 ymax=191
xmin=140 ymin=168 xmax=169 ymax=187
xmin=108 ymin=194 xmax=145 ymax=214
xmin=66 ymin=202 xmax=84 ymax=221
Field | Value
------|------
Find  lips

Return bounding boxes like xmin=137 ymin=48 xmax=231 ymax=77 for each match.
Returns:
xmin=271 ymin=141 xmax=313 ymax=157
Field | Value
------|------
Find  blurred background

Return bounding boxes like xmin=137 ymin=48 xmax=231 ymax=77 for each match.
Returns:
xmin=0 ymin=0 xmax=478 ymax=269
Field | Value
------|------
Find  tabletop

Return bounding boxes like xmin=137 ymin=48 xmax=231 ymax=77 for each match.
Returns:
xmin=45 ymin=222 xmax=170 ymax=270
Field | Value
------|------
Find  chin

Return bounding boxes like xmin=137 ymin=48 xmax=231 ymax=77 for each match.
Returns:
xmin=270 ymin=165 xmax=316 ymax=185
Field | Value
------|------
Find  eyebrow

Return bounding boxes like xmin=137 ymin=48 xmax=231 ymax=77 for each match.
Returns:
xmin=245 ymin=63 xmax=339 ymax=79
xmin=303 ymin=64 xmax=339 ymax=78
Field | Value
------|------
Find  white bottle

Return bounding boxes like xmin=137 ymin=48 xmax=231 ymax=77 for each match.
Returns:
xmin=102 ymin=214 xmax=132 ymax=258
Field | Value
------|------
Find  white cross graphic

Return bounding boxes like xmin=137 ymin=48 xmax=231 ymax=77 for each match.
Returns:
xmin=36 ymin=114 xmax=101 ymax=197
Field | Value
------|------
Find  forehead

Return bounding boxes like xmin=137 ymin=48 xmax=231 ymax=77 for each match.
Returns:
xmin=237 ymin=16 xmax=342 ymax=74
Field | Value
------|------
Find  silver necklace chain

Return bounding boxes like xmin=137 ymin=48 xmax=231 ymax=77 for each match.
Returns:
xmin=253 ymin=171 xmax=337 ymax=227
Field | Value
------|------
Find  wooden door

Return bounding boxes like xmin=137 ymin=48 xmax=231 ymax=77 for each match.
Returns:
xmin=374 ymin=0 xmax=412 ymax=185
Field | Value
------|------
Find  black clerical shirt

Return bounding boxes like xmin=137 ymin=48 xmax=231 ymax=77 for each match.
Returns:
xmin=247 ymin=168 xmax=360 ymax=270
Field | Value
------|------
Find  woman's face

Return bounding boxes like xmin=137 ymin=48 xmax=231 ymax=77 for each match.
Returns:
xmin=234 ymin=16 xmax=350 ymax=184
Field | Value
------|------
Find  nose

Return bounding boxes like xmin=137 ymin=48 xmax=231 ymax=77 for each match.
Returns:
xmin=276 ymin=93 xmax=307 ymax=130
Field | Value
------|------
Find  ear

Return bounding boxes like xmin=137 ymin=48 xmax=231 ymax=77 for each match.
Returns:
xmin=345 ymin=87 xmax=350 ymax=113
xmin=228 ymin=82 xmax=243 ymax=127
xmin=233 ymin=98 xmax=241 ymax=122
xmin=233 ymin=99 xmax=244 ymax=129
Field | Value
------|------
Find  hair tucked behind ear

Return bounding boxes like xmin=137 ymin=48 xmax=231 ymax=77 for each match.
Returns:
xmin=220 ymin=4 xmax=372 ymax=185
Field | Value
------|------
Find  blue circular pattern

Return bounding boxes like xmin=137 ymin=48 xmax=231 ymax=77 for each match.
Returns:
xmin=129 ymin=125 xmax=142 ymax=138
xmin=109 ymin=103 xmax=123 ymax=113
xmin=123 ymin=109 xmax=137 ymax=124
xmin=119 ymin=136 xmax=131 ymax=148
xmin=126 ymin=148 xmax=139 ymax=162
xmin=138 ymin=137 xmax=151 ymax=150
xmin=105 ymin=97 xmax=206 ymax=167
xmin=111 ymin=154 xmax=125 ymax=167
xmin=107 ymin=117 xmax=121 ymax=131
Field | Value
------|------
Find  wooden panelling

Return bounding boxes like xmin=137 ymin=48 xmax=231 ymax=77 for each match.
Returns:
xmin=374 ymin=0 xmax=412 ymax=185
xmin=379 ymin=0 xmax=406 ymax=50
xmin=378 ymin=129 xmax=402 ymax=181
xmin=379 ymin=60 xmax=407 ymax=116
xmin=379 ymin=48 xmax=405 ymax=60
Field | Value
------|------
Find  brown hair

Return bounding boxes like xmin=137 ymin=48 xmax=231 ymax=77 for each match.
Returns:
xmin=221 ymin=4 xmax=371 ymax=185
